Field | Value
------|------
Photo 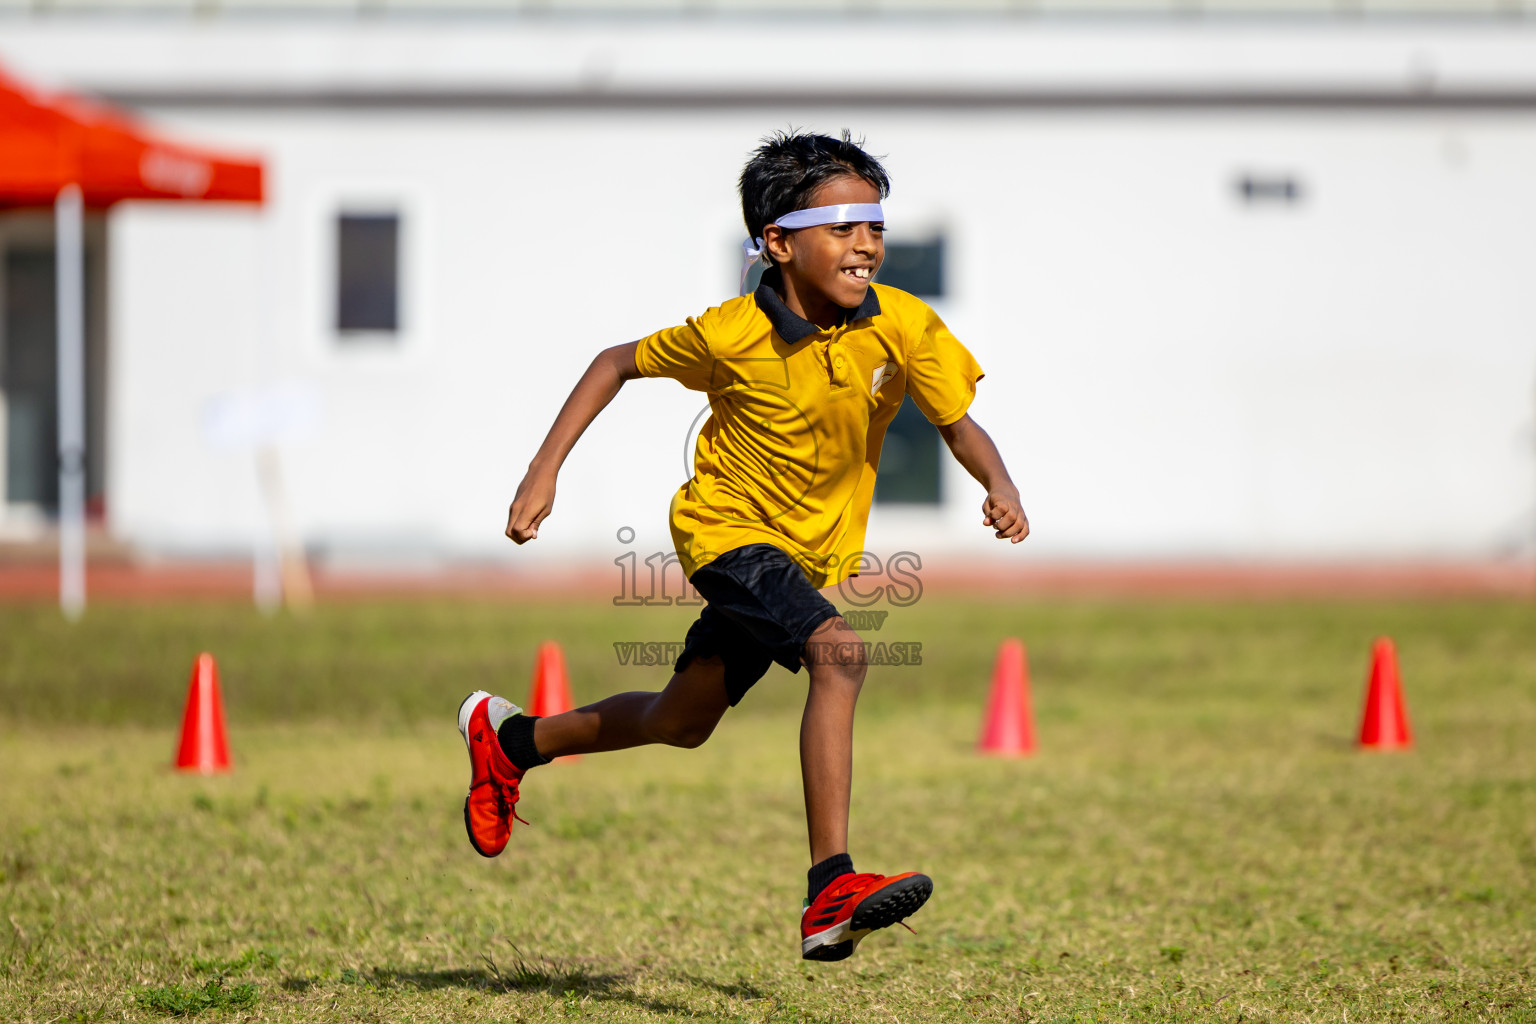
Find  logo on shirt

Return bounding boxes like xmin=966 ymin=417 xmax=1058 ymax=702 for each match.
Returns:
xmin=870 ymin=362 xmax=896 ymax=397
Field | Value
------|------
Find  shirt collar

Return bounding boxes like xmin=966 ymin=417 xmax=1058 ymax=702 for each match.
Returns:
xmin=753 ymin=266 xmax=882 ymax=344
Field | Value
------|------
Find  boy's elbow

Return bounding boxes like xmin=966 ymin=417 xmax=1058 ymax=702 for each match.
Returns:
xmin=937 ymin=413 xmax=975 ymax=446
xmin=591 ymin=342 xmax=641 ymax=382
xmin=603 ymin=341 xmax=643 ymax=382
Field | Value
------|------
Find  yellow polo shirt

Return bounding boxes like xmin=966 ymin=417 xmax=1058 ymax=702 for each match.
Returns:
xmin=635 ymin=270 xmax=984 ymax=587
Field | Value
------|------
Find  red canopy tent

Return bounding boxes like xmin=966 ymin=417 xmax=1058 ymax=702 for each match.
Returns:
xmin=0 ymin=66 xmax=263 ymax=207
xmin=0 ymin=65 xmax=264 ymax=616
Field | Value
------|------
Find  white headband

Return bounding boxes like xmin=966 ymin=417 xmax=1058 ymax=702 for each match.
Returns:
xmin=740 ymin=202 xmax=885 ymax=296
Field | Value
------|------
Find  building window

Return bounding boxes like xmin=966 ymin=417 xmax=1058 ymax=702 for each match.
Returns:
xmin=876 ymin=238 xmax=944 ymax=298
xmin=874 ymin=236 xmax=945 ymax=504
xmin=1236 ymin=173 xmax=1304 ymax=206
xmin=741 ymin=251 xmax=767 ymax=296
xmin=875 ymin=396 xmax=942 ymax=505
xmin=4 ymin=249 xmax=58 ymax=508
xmin=336 ymin=213 xmax=399 ymax=334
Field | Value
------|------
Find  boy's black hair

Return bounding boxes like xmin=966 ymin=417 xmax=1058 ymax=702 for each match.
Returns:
xmin=738 ymin=129 xmax=891 ymax=259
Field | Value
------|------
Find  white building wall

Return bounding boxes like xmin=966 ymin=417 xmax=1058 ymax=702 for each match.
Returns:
xmin=2 ymin=19 xmax=1534 ymax=563
xmin=108 ymin=203 xmax=268 ymax=552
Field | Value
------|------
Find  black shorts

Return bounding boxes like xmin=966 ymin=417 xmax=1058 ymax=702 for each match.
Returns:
xmin=674 ymin=544 xmax=841 ymax=706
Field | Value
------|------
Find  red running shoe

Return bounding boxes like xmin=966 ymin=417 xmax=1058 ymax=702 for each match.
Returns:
xmin=457 ymin=690 xmax=527 ymax=858
xmin=801 ymin=871 xmax=932 ymax=961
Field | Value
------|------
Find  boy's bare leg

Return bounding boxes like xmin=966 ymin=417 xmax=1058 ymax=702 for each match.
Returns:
xmin=800 ymin=616 xmax=867 ymax=864
xmin=531 ymin=655 xmax=731 ymax=757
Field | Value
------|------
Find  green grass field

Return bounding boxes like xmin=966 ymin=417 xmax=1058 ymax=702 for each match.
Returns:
xmin=1 ymin=596 xmax=1534 ymax=1022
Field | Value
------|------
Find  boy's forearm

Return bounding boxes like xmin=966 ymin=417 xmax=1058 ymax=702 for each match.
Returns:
xmin=527 ymin=342 xmax=641 ymax=477
xmin=939 ymin=414 xmax=1029 ymax=543
xmin=937 ymin=415 xmax=1014 ymax=493
xmin=506 ymin=343 xmax=640 ymax=544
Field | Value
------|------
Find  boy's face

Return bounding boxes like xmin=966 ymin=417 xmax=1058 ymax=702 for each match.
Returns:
xmin=767 ymin=175 xmax=885 ymax=311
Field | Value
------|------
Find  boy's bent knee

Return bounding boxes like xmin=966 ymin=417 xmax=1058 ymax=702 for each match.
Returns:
xmin=651 ymin=717 xmax=716 ymax=749
xmin=668 ymin=722 xmax=716 ymax=749
xmin=644 ymin=703 xmax=721 ymax=749
xmin=804 ymin=616 xmax=868 ymax=687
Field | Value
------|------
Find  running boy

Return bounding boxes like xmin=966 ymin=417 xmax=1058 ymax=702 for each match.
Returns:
xmin=458 ymin=130 xmax=1029 ymax=962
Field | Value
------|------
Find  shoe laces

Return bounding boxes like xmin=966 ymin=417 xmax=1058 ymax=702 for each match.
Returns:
xmin=473 ymin=773 xmax=529 ymax=827
xmin=827 ymin=872 xmax=884 ymax=900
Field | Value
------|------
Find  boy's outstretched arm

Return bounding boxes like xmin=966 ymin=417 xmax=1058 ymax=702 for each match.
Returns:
xmin=505 ymin=342 xmax=641 ymax=544
xmin=936 ymin=414 xmax=1030 ymax=544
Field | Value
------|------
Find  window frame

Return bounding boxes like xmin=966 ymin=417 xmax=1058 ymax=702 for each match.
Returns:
xmin=303 ymin=185 xmax=431 ymax=364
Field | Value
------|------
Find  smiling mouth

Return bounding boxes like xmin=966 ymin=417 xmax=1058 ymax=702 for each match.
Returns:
xmin=842 ymin=266 xmax=873 ymax=282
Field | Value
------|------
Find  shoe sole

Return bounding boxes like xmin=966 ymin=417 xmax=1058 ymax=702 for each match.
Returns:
xmin=802 ymin=874 xmax=933 ymax=962
xmin=802 ymin=936 xmax=860 ymax=962
xmin=458 ymin=690 xmax=499 ymax=858
xmin=850 ymin=874 xmax=932 ymax=932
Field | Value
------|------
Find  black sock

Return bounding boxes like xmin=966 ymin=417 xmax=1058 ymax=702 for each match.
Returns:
xmin=496 ymin=714 xmax=551 ymax=772
xmin=808 ymin=853 xmax=855 ymax=902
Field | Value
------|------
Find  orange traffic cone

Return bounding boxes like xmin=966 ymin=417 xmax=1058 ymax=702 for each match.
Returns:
xmin=978 ymin=639 xmax=1035 ymax=757
xmin=175 ymin=653 xmax=231 ymax=773
xmin=529 ymin=641 xmax=579 ymax=761
xmin=1358 ymin=637 xmax=1412 ymax=750
xmin=529 ymin=641 xmax=574 ymax=716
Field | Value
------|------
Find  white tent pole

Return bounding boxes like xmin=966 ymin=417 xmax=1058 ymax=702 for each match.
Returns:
xmin=55 ymin=183 xmax=86 ymax=620
xmin=253 ymin=208 xmax=281 ymax=612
